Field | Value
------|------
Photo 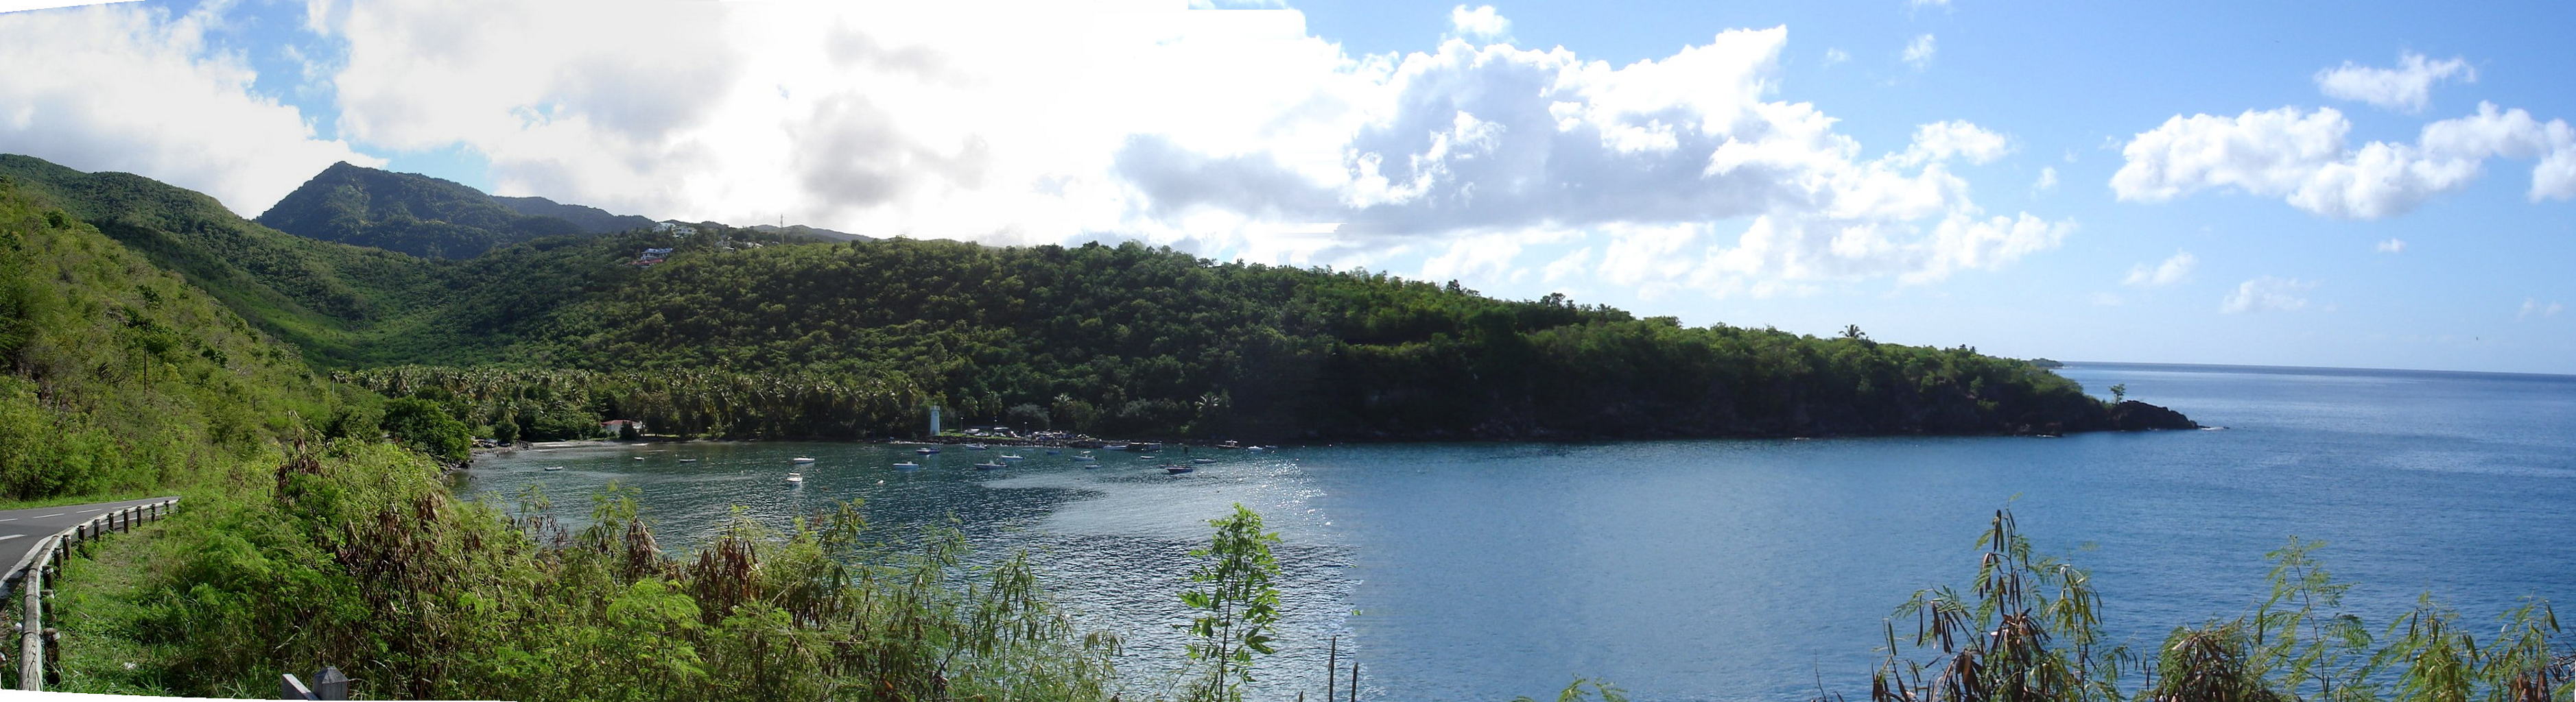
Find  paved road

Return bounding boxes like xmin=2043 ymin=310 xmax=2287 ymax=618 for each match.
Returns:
xmin=0 ymin=496 xmax=179 ymax=572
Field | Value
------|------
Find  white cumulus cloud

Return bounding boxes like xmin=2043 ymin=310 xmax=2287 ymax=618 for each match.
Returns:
xmin=0 ymin=3 xmax=378 ymax=216
xmin=25 ymin=1 xmax=2066 ymax=297
xmin=2123 ymin=251 xmax=2195 ymax=287
xmin=1899 ymin=120 xmax=2011 ymax=165
xmin=2375 ymin=237 xmax=2406 ymax=253
xmin=1902 ymin=34 xmax=1936 ymax=70
xmin=2032 ymin=166 xmax=2058 ymax=192
xmin=2315 ymin=51 xmax=2475 ymax=114
xmin=1821 ymin=47 xmax=1850 ymax=66
xmin=2112 ymin=102 xmax=2576 ymax=219
xmin=2520 ymin=298 xmax=2565 ymax=319
xmin=1447 ymin=5 xmax=1510 ymax=43
xmin=2221 ymin=276 xmax=2315 ymax=313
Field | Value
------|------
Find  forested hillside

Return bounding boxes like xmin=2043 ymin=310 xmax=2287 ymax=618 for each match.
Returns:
xmin=491 ymin=194 xmax=657 ymax=234
xmin=252 ymin=161 xmax=600 ymax=258
xmin=8 ymin=155 xmax=2190 ymax=442
xmin=0 ymin=169 xmax=1124 ymax=699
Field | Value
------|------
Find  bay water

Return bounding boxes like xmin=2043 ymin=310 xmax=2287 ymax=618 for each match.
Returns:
xmin=457 ymin=363 xmax=2576 ymax=701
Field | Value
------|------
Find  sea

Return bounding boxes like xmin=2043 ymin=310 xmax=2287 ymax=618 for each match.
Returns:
xmin=456 ymin=362 xmax=2576 ymax=701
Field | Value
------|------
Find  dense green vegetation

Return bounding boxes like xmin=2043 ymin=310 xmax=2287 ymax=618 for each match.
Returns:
xmin=491 ymin=194 xmax=658 ymax=236
xmin=0 ymin=173 xmax=1131 ymax=699
xmin=8 ymin=156 xmax=2185 ymax=441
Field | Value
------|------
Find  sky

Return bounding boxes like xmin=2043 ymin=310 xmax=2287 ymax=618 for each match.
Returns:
xmin=2 ymin=0 xmax=2571 ymax=376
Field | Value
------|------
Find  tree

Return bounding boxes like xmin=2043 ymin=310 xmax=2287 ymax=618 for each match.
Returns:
xmin=2110 ymin=383 xmax=2128 ymax=402
xmin=381 ymin=397 xmax=471 ymax=463
xmin=1181 ymin=504 xmax=1283 ymax=702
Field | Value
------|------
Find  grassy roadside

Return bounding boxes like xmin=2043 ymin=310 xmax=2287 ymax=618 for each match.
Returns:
xmin=37 ymin=520 xmax=185 ymax=695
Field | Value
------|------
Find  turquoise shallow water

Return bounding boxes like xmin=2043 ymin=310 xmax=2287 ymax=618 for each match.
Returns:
xmin=458 ymin=363 xmax=2576 ymax=701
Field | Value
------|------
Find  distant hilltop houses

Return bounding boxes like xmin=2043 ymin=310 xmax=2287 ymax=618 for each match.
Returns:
xmin=631 ymin=247 xmax=675 ymax=266
xmin=652 ymin=221 xmax=700 ymax=236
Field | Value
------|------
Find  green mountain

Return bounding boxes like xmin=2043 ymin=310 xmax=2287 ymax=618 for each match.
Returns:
xmin=256 ymin=162 xmax=868 ymax=258
xmin=253 ymin=162 xmax=595 ymax=258
xmin=0 ymin=155 xmax=459 ymax=365
xmin=748 ymin=222 xmax=871 ymax=242
xmin=0 ymin=167 xmax=349 ymax=498
xmin=10 ymin=155 xmax=2190 ymax=442
xmin=491 ymin=195 xmax=657 ymax=234
xmin=0 ymin=165 xmax=1120 ymax=701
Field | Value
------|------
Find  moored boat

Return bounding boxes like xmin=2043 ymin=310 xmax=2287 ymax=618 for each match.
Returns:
xmin=916 ymin=447 xmax=940 ymax=455
xmin=542 ymin=465 xmax=564 ymax=471
xmin=1192 ymin=457 xmax=1216 ymax=464
xmin=1000 ymin=454 xmax=1025 ymax=461
xmin=973 ymin=461 xmax=1006 ymax=470
xmin=785 ymin=472 xmax=805 ymax=483
xmin=792 ymin=457 xmax=817 ymax=463
xmin=1161 ymin=464 xmax=1194 ymax=474
xmin=893 ymin=461 xmax=920 ymax=469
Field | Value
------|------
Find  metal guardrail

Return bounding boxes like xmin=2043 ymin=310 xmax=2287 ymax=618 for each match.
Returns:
xmin=0 ymin=497 xmax=180 ymax=691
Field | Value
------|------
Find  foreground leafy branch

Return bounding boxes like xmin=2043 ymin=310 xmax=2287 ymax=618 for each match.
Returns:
xmin=1871 ymin=510 xmax=2571 ymax=702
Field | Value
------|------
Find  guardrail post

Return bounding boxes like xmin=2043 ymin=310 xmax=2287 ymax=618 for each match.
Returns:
xmin=314 ymin=666 xmax=348 ymax=700
xmin=279 ymin=666 xmax=346 ymax=700
xmin=18 ymin=538 xmax=45 ymax=691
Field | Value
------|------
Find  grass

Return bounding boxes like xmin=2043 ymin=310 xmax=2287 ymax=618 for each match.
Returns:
xmin=0 ymin=491 xmax=176 ymax=513
xmin=34 ymin=520 xmax=181 ymax=695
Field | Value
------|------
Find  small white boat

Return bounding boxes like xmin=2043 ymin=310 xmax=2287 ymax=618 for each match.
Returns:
xmin=973 ymin=461 xmax=1006 ymax=470
xmin=542 ymin=465 xmax=564 ymax=471
xmin=791 ymin=457 xmax=817 ymax=463
xmin=893 ymin=461 xmax=920 ymax=469
xmin=915 ymin=447 xmax=940 ymax=455
xmin=1162 ymin=464 xmax=1194 ymax=474
xmin=1000 ymin=454 xmax=1025 ymax=461
xmin=965 ymin=444 xmax=989 ymax=450
xmin=1137 ymin=455 xmax=1157 ymax=460
xmin=1192 ymin=457 xmax=1217 ymax=464
xmin=633 ymin=456 xmax=646 ymax=461
xmin=1072 ymin=453 xmax=1097 ymax=461
xmin=785 ymin=472 xmax=805 ymax=483
xmin=678 ymin=458 xmax=699 ymax=463
xmin=1245 ymin=446 xmax=1269 ymax=452
xmin=1138 ymin=442 xmax=1164 ymax=452
xmin=1103 ymin=444 xmax=1130 ymax=451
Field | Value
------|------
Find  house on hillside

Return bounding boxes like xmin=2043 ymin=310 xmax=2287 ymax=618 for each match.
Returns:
xmin=601 ymin=419 xmax=646 ymax=437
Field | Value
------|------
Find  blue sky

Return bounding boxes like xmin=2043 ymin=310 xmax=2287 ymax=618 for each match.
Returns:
xmin=3 ymin=0 xmax=2571 ymax=376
